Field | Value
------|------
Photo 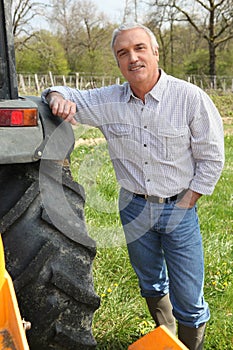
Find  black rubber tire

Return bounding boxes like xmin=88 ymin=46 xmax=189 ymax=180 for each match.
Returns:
xmin=0 ymin=161 xmax=100 ymax=350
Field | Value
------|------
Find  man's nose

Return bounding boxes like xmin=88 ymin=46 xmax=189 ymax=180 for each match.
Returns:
xmin=129 ymin=50 xmax=138 ymax=63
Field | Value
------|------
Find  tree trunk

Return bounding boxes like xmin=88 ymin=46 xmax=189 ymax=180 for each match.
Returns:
xmin=208 ymin=4 xmax=216 ymax=88
xmin=209 ymin=40 xmax=216 ymax=87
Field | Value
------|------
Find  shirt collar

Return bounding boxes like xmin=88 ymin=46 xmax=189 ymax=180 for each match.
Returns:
xmin=148 ymin=69 xmax=167 ymax=102
xmin=124 ymin=69 xmax=168 ymax=103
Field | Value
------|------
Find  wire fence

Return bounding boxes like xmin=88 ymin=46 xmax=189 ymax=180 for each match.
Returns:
xmin=185 ymin=75 xmax=233 ymax=92
xmin=17 ymin=71 xmax=233 ymax=95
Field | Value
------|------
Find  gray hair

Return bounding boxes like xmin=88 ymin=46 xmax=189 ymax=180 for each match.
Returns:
xmin=111 ymin=22 xmax=159 ymax=59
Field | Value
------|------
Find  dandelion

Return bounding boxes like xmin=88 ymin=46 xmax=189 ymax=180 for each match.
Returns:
xmin=138 ymin=319 xmax=154 ymax=336
xmin=223 ymin=282 xmax=228 ymax=287
xmin=107 ymin=288 xmax=112 ymax=293
xmin=212 ymin=281 xmax=217 ymax=286
xmin=101 ymin=293 xmax=106 ymax=298
xmin=114 ymin=283 xmax=118 ymax=287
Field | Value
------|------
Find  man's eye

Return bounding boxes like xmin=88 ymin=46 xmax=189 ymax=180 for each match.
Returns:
xmin=119 ymin=51 xmax=127 ymax=57
xmin=136 ymin=46 xmax=145 ymax=51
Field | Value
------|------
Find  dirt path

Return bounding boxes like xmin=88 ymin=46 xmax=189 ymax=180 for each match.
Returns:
xmin=75 ymin=137 xmax=106 ymax=148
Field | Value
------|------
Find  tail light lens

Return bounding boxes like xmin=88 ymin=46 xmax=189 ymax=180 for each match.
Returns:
xmin=0 ymin=108 xmax=38 ymax=126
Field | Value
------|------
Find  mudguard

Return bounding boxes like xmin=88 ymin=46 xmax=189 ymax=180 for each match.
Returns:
xmin=28 ymin=96 xmax=75 ymax=161
xmin=0 ymin=96 xmax=75 ymax=164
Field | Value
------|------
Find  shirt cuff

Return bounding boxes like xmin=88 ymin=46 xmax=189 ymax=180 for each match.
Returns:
xmin=41 ymin=87 xmax=66 ymax=104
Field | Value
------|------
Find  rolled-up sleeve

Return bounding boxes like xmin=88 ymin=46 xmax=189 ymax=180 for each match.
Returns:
xmin=189 ymin=91 xmax=225 ymax=195
xmin=41 ymin=86 xmax=79 ymax=105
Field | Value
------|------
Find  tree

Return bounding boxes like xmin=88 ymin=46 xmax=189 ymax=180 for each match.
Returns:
xmin=146 ymin=1 xmax=182 ymax=73
xmin=171 ymin=0 xmax=233 ymax=85
xmin=50 ymin=0 xmax=112 ymax=74
xmin=16 ymin=30 xmax=69 ymax=74
xmin=11 ymin=0 xmax=48 ymax=48
xmin=75 ymin=1 xmax=110 ymax=74
xmin=123 ymin=0 xmax=139 ymax=22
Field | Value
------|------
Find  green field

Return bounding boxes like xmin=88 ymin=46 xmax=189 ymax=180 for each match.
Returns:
xmin=71 ymin=93 xmax=233 ymax=349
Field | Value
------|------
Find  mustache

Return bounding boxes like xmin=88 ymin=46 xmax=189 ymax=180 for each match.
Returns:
xmin=128 ymin=63 xmax=145 ymax=70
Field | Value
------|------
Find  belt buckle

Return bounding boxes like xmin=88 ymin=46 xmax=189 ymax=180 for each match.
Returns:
xmin=159 ymin=197 xmax=164 ymax=204
xmin=145 ymin=194 xmax=148 ymax=200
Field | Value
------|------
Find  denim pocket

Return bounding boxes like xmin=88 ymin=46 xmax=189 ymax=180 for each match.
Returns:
xmin=174 ymin=203 xmax=195 ymax=210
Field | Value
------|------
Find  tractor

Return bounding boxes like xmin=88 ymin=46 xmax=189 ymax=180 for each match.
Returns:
xmin=0 ymin=1 xmax=100 ymax=349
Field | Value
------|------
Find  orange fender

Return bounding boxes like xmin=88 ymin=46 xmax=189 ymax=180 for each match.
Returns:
xmin=128 ymin=325 xmax=188 ymax=350
xmin=0 ymin=235 xmax=30 ymax=350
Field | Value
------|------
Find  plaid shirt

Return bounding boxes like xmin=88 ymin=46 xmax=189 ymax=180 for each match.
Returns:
xmin=42 ymin=70 xmax=224 ymax=197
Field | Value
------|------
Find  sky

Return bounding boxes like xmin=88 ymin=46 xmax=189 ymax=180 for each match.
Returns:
xmin=32 ymin=0 xmax=146 ymax=30
xmin=92 ymin=0 xmax=125 ymax=22
xmin=91 ymin=0 xmax=147 ymax=23
xmin=32 ymin=0 xmax=125 ymax=29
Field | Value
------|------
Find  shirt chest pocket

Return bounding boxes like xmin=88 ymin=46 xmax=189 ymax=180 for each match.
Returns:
xmin=158 ymin=126 xmax=190 ymax=160
xmin=107 ymin=124 xmax=133 ymax=138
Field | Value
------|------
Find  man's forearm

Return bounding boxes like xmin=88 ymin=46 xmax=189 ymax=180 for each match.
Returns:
xmin=45 ymin=91 xmax=77 ymax=125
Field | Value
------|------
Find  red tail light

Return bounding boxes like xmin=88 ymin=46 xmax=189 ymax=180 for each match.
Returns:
xmin=0 ymin=108 xmax=38 ymax=126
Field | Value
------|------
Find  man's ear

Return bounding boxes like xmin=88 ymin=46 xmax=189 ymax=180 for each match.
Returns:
xmin=154 ymin=48 xmax=159 ymax=56
xmin=154 ymin=48 xmax=159 ymax=61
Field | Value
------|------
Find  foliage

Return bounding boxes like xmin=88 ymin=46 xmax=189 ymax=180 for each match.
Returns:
xmin=70 ymin=93 xmax=233 ymax=349
xmin=15 ymin=30 xmax=69 ymax=74
xmin=209 ymin=92 xmax=233 ymax=119
xmin=13 ymin=0 xmax=233 ymax=77
xmin=183 ymin=49 xmax=209 ymax=75
xmin=171 ymin=0 xmax=233 ymax=77
xmin=49 ymin=0 xmax=118 ymax=75
xmin=73 ymin=39 xmax=119 ymax=76
xmin=216 ymin=45 xmax=233 ymax=76
xmin=15 ymin=25 xmax=233 ymax=78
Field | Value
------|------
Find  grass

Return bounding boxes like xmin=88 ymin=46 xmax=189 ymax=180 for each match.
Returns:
xmin=199 ymin=135 xmax=233 ymax=349
xmin=70 ymin=93 xmax=233 ymax=349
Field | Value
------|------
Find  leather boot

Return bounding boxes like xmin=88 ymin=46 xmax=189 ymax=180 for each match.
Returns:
xmin=178 ymin=323 xmax=206 ymax=350
xmin=145 ymin=294 xmax=176 ymax=335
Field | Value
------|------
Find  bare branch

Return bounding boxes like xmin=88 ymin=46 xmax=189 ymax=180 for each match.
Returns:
xmin=12 ymin=0 xmax=47 ymax=41
xmin=172 ymin=3 xmax=202 ymax=34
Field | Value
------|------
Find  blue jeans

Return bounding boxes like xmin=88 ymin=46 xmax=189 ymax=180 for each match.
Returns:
xmin=119 ymin=187 xmax=210 ymax=328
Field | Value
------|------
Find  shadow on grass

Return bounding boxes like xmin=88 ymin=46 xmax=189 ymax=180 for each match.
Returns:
xmin=96 ymin=335 xmax=138 ymax=350
xmin=96 ymin=341 xmax=130 ymax=350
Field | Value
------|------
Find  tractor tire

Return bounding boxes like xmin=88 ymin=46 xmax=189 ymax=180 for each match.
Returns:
xmin=0 ymin=161 xmax=100 ymax=350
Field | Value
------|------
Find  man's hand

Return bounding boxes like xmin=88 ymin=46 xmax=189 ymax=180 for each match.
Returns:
xmin=46 ymin=92 xmax=77 ymax=125
xmin=176 ymin=189 xmax=202 ymax=209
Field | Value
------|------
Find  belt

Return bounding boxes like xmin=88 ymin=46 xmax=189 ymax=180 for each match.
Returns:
xmin=134 ymin=192 xmax=183 ymax=204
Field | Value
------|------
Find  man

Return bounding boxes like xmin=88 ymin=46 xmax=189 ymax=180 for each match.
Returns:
xmin=41 ymin=23 xmax=224 ymax=350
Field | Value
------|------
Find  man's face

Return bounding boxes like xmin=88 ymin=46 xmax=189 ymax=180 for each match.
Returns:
xmin=113 ymin=28 xmax=159 ymax=90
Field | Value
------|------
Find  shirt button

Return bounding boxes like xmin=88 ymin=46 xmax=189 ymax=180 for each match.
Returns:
xmin=147 ymin=179 xmax=150 ymax=182
xmin=144 ymin=144 xmax=147 ymax=147
xmin=144 ymin=125 xmax=147 ymax=129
